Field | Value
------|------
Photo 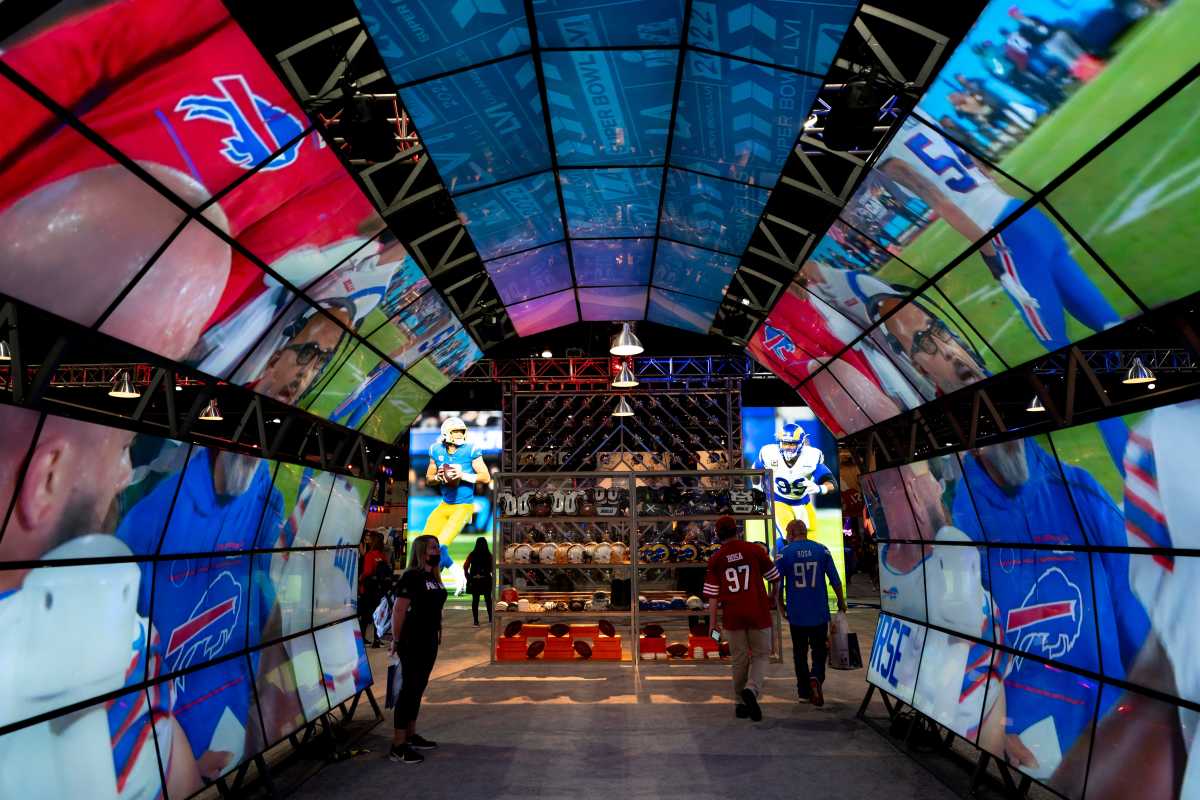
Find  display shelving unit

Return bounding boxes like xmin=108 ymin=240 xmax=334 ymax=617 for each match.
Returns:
xmin=490 ymin=469 xmax=780 ymax=665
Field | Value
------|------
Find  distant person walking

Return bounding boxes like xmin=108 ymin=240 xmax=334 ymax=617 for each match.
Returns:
xmin=776 ymin=519 xmax=846 ymax=707
xmin=704 ymin=516 xmax=781 ymax=722
xmin=390 ymin=534 xmax=447 ymax=765
xmin=463 ymin=536 xmax=494 ymax=626
xmin=359 ymin=532 xmax=389 ymax=646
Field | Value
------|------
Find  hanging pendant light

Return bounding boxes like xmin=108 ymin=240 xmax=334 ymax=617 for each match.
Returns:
xmin=612 ymin=362 xmax=639 ymax=388
xmin=1123 ymin=356 xmax=1155 ymax=384
xmin=1026 ymin=393 xmax=1045 ymax=412
xmin=108 ymin=370 xmax=140 ymax=398
xmin=199 ymin=399 xmax=223 ymax=421
xmin=0 ymin=340 xmax=10 ymax=361
xmin=612 ymin=396 xmax=634 ymax=417
xmin=609 ymin=322 xmax=643 ymax=356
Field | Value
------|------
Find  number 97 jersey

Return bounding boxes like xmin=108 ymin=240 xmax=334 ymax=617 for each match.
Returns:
xmin=756 ymin=443 xmax=831 ymax=508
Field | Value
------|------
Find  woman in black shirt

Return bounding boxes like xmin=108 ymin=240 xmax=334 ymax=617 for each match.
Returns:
xmin=389 ymin=534 xmax=447 ymax=765
xmin=462 ymin=537 xmax=494 ymax=626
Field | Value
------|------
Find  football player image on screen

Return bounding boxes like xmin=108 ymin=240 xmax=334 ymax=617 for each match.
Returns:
xmin=755 ymin=423 xmax=837 ymax=543
xmin=951 ymin=436 xmax=1151 ymax=782
xmin=422 ymin=417 xmax=491 ymax=555
xmin=0 ymin=409 xmax=201 ymax=799
xmin=1061 ymin=399 xmax=1200 ymax=799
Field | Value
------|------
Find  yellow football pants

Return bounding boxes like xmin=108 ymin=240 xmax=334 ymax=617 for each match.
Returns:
xmin=773 ymin=500 xmax=818 ymax=540
xmin=421 ymin=502 xmax=475 ymax=546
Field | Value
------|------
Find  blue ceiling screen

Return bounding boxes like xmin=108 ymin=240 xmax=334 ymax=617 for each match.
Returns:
xmin=571 ymin=238 xmax=654 ymax=286
xmin=533 ymin=0 xmax=686 ymax=47
xmin=647 ymin=287 xmax=721 ymax=333
xmin=454 ymin=172 xmax=563 ymax=259
xmin=560 ymin=167 xmax=662 ymax=237
xmin=652 ymin=240 xmax=738 ymax=303
xmin=660 ymin=169 xmax=768 ymax=254
xmin=486 ymin=242 xmax=574 ymax=304
xmin=686 ymin=1 xmax=857 ymax=75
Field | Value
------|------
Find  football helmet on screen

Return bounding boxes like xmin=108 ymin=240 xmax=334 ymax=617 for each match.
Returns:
xmin=441 ymin=416 xmax=468 ymax=446
xmin=779 ymin=422 xmax=809 ymax=459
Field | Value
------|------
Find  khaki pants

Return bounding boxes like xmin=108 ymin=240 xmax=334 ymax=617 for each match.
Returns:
xmin=726 ymin=627 xmax=772 ymax=702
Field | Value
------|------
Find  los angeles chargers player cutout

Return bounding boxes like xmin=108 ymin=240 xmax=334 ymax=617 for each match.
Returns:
xmin=423 ymin=417 xmax=491 ymax=565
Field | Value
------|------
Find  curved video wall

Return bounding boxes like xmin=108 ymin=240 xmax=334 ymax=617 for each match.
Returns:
xmin=864 ymin=397 xmax=1199 ymax=799
xmin=0 ymin=406 xmax=374 ymax=799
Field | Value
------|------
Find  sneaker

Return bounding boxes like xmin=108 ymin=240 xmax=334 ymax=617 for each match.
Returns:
xmin=388 ymin=745 xmax=423 ymax=765
xmin=809 ymin=677 xmax=824 ymax=707
xmin=735 ymin=703 xmax=749 ymax=719
xmin=408 ymin=733 xmax=438 ymax=750
xmin=797 ymin=692 xmax=811 ymax=703
xmin=740 ymin=688 xmax=763 ymax=722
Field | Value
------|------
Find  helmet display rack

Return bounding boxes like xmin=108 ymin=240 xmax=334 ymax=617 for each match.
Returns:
xmin=490 ymin=469 xmax=780 ymax=666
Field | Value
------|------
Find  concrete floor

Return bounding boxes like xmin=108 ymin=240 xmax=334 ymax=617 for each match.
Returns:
xmin=290 ymin=581 xmax=959 ymax=800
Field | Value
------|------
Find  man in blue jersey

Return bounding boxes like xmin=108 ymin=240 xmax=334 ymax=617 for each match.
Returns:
xmin=422 ymin=417 xmax=491 ymax=559
xmin=117 ymin=446 xmax=287 ymax=785
xmin=775 ymin=519 xmax=846 ymax=707
xmin=949 ymin=437 xmax=1150 ymax=781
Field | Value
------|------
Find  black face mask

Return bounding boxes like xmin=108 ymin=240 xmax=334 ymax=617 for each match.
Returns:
xmin=426 ymin=554 xmax=441 ymax=567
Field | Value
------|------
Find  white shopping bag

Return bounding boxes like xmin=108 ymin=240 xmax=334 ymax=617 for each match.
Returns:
xmin=829 ymin=612 xmax=853 ymax=670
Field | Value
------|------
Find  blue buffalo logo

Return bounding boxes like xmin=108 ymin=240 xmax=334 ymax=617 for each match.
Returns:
xmin=176 ymin=75 xmax=305 ymax=170
xmin=1005 ymin=567 xmax=1083 ymax=668
xmin=166 ymin=571 xmax=243 ymax=688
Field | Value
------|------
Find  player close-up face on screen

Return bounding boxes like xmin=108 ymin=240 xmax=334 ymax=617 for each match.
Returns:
xmin=257 ymin=307 xmax=350 ymax=404
xmin=883 ymin=301 xmax=987 ymax=394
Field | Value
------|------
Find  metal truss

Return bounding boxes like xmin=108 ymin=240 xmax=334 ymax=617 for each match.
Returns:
xmin=1033 ymin=348 xmax=1197 ymax=374
xmin=457 ymin=355 xmax=756 ymax=388
xmin=0 ymin=362 xmax=206 ymax=390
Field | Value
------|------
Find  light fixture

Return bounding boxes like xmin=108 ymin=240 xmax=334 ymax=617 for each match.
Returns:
xmin=271 ymin=417 xmax=282 ymax=424
xmin=174 ymin=384 xmax=183 ymax=391
xmin=1026 ymin=393 xmax=1045 ymax=412
xmin=1123 ymin=356 xmax=1155 ymax=384
xmin=541 ymin=349 xmax=553 ymax=358
xmin=0 ymin=340 xmax=10 ymax=361
xmin=612 ymin=362 xmax=638 ymax=388
xmin=1147 ymin=382 xmax=1156 ymax=390
xmin=108 ymin=370 xmax=140 ymax=399
xmin=609 ymin=322 xmax=643 ymax=356
xmin=199 ymin=399 xmax=223 ymax=421
xmin=612 ymin=396 xmax=634 ymax=417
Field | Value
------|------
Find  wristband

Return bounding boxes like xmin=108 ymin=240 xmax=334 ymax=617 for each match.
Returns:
xmin=460 ymin=471 xmax=477 ymax=482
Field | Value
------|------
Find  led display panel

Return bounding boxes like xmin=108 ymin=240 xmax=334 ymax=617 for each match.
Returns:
xmin=313 ymin=548 xmax=358 ymax=627
xmin=314 ymin=476 xmax=373 ymax=549
xmin=366 ymin=289 xmax=460 ymax=371
xmin=427 ymin=327 xmax=485 ymax=383
xmin=507 ymin=288 xmax=579 ymax=336
xmin=1084 ymin=683 xmax=1194 ymax=799
xmin=866 ymin=613 xmax=925 ymax=705
xmin=301 ymin=343 xmax=389 ymax=422
xmin=315 ymin=619 xmax=373 ymax=708
xmin=486 ymin=242 xmax=573 ymax=304
xmin=911 ymin=630 xmax=996 ymax=743
xmin=686 ymin=0 xmax=856 ymax=74
xmin=572 ymin=238 xmax=653 ymax=286
xmin=252 ymin=548 xmax=314 ymax=638
xmin=862 ymin=467 xmax=921 ymax=542
xmin=256 ymin=463 xmax=335 ymax=551
xmin=534 ymin=0 xmax=685 ymax=48
xmin=670 ymin=52 xmax=819 ymax=185
xmin=660 ymin=169 xmax=769 ymax=254
xmin=877 ymin=544 xmax=927 ymax=623
xmin=400 ymin=57 xmax=550 ymax=194
xmin=541 ymin=49 xmax=678 ymax=166
xmin=356 ymin=0 xmax=530 ymax=85
xmin=645 ymin=287 xmax=719 ymax=334
xmin=578 ymin=286 xmax=649 ymax=321
xmin=560 ymin=167 xmax=661 ymax=237
xmin=360 ymin=376 xmax=434 ymax=445
xmin=652 ymin=240 xmax=737 ymax=302
xmin=455 ymin=172 xmax=564 ymax=260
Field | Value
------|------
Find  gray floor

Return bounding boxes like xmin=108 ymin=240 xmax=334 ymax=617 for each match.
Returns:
xmin=289 ymin=583 xmax=957 ymax=800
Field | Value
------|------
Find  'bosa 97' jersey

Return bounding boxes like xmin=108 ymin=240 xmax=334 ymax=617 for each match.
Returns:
xmin=756 ymin=443 xmax=832 ymax=507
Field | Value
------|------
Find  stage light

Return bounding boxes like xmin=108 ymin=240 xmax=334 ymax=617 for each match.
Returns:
xmin=108 ymin=370 xmax=140 ymax=399
xmin=612 ymin=362 xmax=638 ymax=388
xmin=1123 ymin=356 xmax=1155 ymax=384
xmin=1147 ymin=382 xmax=1156 ymax=390
xmin=199 ymin=399 xmax=223 ymax=421
xmin=610 ymin=322 xmax=643 ymax=356
xmin=0 ymin=340 xmax=10 ymax=361
xmin=612 ymin=396 xmax=634 ymax=417
xmin=271 ymin=417 xmax=282 ymax=424
xmin=1026 ymin=394 xmax=1045 ymax=412
xmin=541 ymin=349 xmax=553 ymax=358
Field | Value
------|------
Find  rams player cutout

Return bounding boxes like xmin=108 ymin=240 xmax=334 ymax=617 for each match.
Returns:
xmin=754 ymin=423 xmax=837 ymax=543
xmin=423 ymin=418 xmax=491 ymax=553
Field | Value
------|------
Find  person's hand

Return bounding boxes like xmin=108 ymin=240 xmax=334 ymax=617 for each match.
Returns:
xmin=803 ymin=482 xmax=822 ymax=497
xmin=838 ymin=601 xmax=848 ymax=613
xmin=1005 ymin=733 xmax=1040 ymax=769
xmin=999 ymin=273 xmax=1041 ymax=310
xmin=198 ymin=750 xmax=234 ymax=780
xmin=444 ymin=464 xmax=462 ymax=482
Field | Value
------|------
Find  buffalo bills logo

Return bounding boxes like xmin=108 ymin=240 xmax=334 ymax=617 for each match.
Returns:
xmin=1005 ymin=567 xmax=1082 ymax=668
xmin=166 ymin=571 xmax=243 ymax=687
xmin=176 ymin=75 xmax=304 ymax=170
xmin=762 ymin=325 xmax=796 ymax=361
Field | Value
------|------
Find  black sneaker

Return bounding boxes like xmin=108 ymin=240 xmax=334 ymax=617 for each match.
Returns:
xmin=388 ymin=745 xmax=423 ymax=765
xmin=735 ymin=703 xmax=749 ymax=719
xmin=408 ymin=733 xmax=438 ymax=750
xmin=740 ymin=688 xmax=763 ymax=722
xmin=809 ymin=677 xmax=824 ymax=707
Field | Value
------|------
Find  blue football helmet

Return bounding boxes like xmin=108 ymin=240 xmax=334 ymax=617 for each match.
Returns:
xmin=778 ymin=423 xmax=809 ymax=458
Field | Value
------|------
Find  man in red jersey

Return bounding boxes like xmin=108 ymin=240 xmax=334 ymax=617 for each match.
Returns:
xmin=705 ymin=516 xmax=780 ymax=722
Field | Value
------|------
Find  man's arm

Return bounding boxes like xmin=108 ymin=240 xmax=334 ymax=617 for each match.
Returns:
xmin=425 ymin=461 xmax=441 ymax=485
xmin=879 ymin=159 xmax=997 ymax=256
xmin=826 ymin=550 xmax=847 ymax=612
xmin=391 ymin=597 xmax=410 ymax=653
xmin=703 ymin=559 xmax=720 ymax=634
xmin=470 ymin=454 xmax=490 ymax=484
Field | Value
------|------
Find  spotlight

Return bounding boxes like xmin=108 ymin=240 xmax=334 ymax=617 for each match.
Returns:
xmin=108 ymin=370 xmax=140 ymax=399
xmin=612 ymin=396 xmax=634 ymax=417
xmin=174 ymin=385 xmax=183 ymax=391
xmin=610 ymin=322 xmax=643 ymax=356
xmin=1026 ymin=394 xmax=1045 ymax=412
xmin=541 ymin=349 xmax=553 ymax=358
xmin=0 ymin=340 xmax=10 ymax=361
xmin=1147 ymin=382 xmax=1156 ymax=390
xmin=199 ymin=399 xmax=223 ymax=421
xmin=612 ymin=362 xmax=638 ymax=388
xmin=271 ymin=417 xmax=282 ymax=424
xmin=1123 ymin=356 xmax=1155 ymax=384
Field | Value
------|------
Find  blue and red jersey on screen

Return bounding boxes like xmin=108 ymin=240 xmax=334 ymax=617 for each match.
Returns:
xmin=117 ymin=447 xmax=284 ymax=761
xmin=950 ymin=441 xmax=1149 ymax=754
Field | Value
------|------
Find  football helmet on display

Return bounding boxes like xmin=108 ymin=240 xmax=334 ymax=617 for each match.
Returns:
xmin=566 ymin=544 xmax=585 ymax=563
xmin=592 ymin=591 xmax=610 ymax=610
xmin=556 ymin=545 xmax=571 ymax=564
xmin=652 ymin=600 xmax=671 ymax=611
xmin=750 ymin=488 xmax=767 ymax=512
xmin=527 ymin=640 xmax=545 ymax=659
xmin=729 ymin=489 xmax=755 ymax=515
xmin=538 ymin=543 xmax=557 ymax=563
xmin=583 ymin=542 xmax=598 ymax=562
xmin=558 ymin=601 xmax=572 ymax=612
xmin=778 ymin=422 xmax=808 ymax=461
xmin=517 ymin=599 xmax=532 ymax=612
xmin=641 ymin=624 xmax=665 ymax=639
xmin=516 ymin=491 xmax=534 ymax=516
xmin=501 ymin=587 xmax=519 ymax=603
xmin=610 ymin=542 xmax=629 ymax=563
xmin=503 ymin=544 xmax=519 ymax=563
xmin=495 ymin=601 xmax=508 ymax=612
xmin=504 ymin=621 xmax=524 ymax=638
xmin=573 ymin=640 xmax=593 ymax=659
xmin=673 ymin=543 xmax=699 ymax=562
xmin=583 ymin=600 xmax=594 ymax=611
xmin=513 ymin=544 xmax=533 ymax=564
xmin=531 ymin=492 xmax=552 ymax=517
xmin=637 ymin=544 xmax=654 ymax=563
xmin=666 ymin=642 xmax=689 ymax=659
xmin=593 ymin=487 xmax=622 ymax=516
xmin=685 ymin=596 xmax=704 ymax=610
xmin=498 ymin=491 xmax=518 ymax=518
xmin=645 ymin=543 xmax=670 ymax=563
xmin=598 ymin=619 xmax=617 ymax=638
xmin=593 ymin=543 xmax=613 ymax=564
xmin=638 ymin=595 xmax=650 ymax=610
xmin=579 ymin=498 xmax=597 ymax=516
xmin=669 ymin=597 xmax=687 ymax=610
xmin=568 ymin=599 xmax=585 ymax=612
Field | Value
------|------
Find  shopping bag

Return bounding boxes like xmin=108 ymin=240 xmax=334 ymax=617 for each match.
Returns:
xmin=847 ymin=632 xmax=863 ymax=669
xmin=829 ymin=612 xmax=854 ymax=670
xmin=373 ymin=596 xmax=392 ymax=641
xmin=385 ymin=653 xmax=401 ymax=709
